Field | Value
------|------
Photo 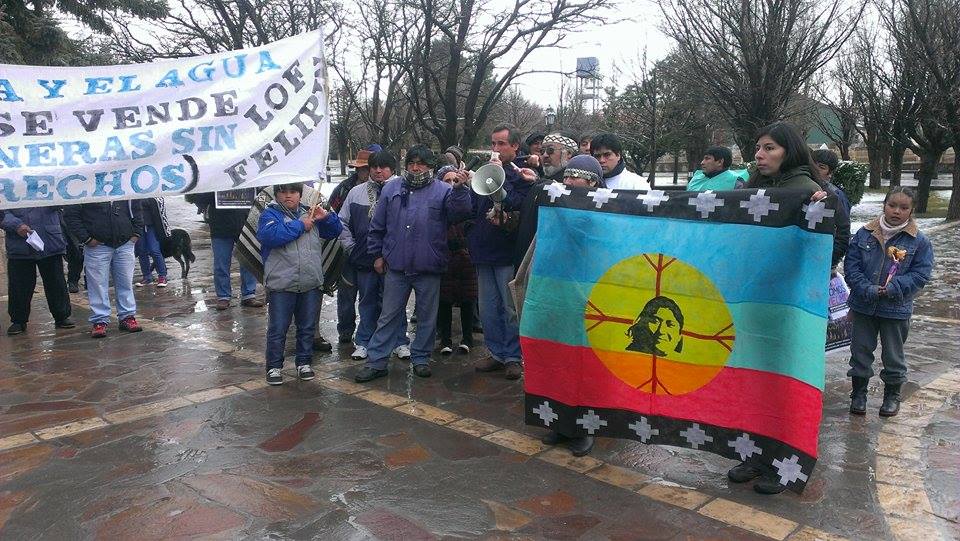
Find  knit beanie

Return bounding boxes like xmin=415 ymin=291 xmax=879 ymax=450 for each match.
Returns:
xmin=563 ymin=155 xmax=605 ymax=186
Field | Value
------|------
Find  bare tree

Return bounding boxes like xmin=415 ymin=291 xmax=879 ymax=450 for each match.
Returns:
xmin=810 ymin=75 xmax=859 ymax=160
xmin=485 ymin=86 xmax=546 ymax=137
xmin=390 ymin=0 xmax=614 ymax=149
xmin=659 ymin=0 xmax=862 ymax=152
xmin=883 ymin=0 xmax=960 ymax=219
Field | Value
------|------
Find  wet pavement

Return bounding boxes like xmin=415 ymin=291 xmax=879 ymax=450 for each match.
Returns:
xmin=0 ymin=195 xmax=958 ymax=540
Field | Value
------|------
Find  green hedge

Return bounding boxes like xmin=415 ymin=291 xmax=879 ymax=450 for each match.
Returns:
xmin=832 ymin=161 xmax=868 ymax=206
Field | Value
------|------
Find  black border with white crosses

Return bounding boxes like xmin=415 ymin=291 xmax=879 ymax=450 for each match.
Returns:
xmin=537 ymin=184 xmax=836 ymax=234
xmin=526 ymin=394 xmax=817 ymax=494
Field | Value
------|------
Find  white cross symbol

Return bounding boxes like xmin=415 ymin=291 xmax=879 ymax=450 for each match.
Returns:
xmin=689 ymin=191 xmax=725 ymax=218
xmin=739 ymin=189 xmax=780 ymax=223
xmin=638 ymin=190 xmax=669 ymax=212
xmin=802 ymin=201 xmax=836 ymax=229
xmin=772 ymin=454 xmax=808 ymax=485
xmin=628 ymin=417 xmax=659 ymax=443
xmin=588 ymin=188 xmax=618 ymax=208
xmin=679 ymin=423 xmax=714 ymax=449
xmin=532 ymin=401 xmax=558 ymax=426
xmin=728 ymin=433 xmax=763 ymax=461
xmin=575 ymin=409 xmax=608 ymax=434
xmin=544 ymin=182 xmax=571 ymax=203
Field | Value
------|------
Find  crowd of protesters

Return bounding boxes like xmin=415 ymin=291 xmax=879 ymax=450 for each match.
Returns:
xmin=2 ymin=120 xmax=933 ymax=494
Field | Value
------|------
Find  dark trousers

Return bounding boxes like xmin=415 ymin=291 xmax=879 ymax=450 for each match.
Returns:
xmin=7 ymin=255 xmax=71 ymax=325
xmin=847 ymin=310 xmax=910 ymax=385
xmin=65 ymin=241 xmax=83 ymax=284
xmin=438 ymin=300 xmax=474 ymax=347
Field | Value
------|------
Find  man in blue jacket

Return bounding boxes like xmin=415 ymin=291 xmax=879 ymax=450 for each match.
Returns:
xmin=3 ymin=206 xmax=76 ymax=334
xmin=471 ymin=124 xmax=536 ymax=380
xmin=354 ymin=145 xmax=473 ymax=382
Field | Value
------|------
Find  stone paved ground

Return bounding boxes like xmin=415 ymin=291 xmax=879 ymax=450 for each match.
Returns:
xmin=0 ymin=195 xmax=957 ymax=540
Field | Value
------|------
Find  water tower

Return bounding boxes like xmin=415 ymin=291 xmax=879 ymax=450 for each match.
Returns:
xmin=575 ymin=57 xmax=601 ymax=113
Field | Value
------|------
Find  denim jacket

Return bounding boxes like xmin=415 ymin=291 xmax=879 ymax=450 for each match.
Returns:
xmin=843 ymin=218 xmax=934 ymax=320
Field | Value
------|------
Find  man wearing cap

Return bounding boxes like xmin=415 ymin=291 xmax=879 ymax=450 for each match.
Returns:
xmin=539 ymin=132 xmax=579 ymax=182
xmin=330 ymin=144 xmax=381 ymax=344
xmin=590 ymin=132 xmax=651 ymax=191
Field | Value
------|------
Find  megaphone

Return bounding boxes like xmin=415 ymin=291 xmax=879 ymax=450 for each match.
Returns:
xmin=471 ymin=163 xmax=506 ymax=203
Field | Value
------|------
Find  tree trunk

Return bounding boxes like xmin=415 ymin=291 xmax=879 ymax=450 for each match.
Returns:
xmin=889 ymin=145 xmax=905 ymax=187
xmin=915 ymin=151 xmax=942 ymax=214
xmin=672 ymin=152 xmax=680 ymax=184
xmin=839 ymin=143 xmax=851 ymax=161
xmin=647 ymin=146 xmax=658 ymax=186
xmin=866 ymin=144 xmax=884 ymax=189
xmin=948 ymin=156 xmax=960 ymax=221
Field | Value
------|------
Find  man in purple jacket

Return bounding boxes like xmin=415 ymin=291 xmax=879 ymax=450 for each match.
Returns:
xmin=354 ymin=145 xmax=473 ymax=382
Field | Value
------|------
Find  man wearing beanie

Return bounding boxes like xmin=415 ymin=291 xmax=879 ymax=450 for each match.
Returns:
xmin=514 ymin=154 xmax=605 ymax=458
xmin=590 ymin=132 xmax=651 ymax=191
xmin=355 ymin=145 xmax=473 ymax=383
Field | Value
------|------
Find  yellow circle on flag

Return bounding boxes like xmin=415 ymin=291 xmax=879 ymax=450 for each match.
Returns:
xmin=584 ymin=253 xmax=735 ymax=395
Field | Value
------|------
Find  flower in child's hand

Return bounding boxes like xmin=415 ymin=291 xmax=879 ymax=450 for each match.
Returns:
xmin=886 ymin=246 xmax=907 ymax=262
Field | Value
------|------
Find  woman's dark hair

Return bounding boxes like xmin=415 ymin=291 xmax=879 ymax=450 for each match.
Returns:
xmin=369 ymin=150 xmax=397 ymax=170
xmin=404 ymin=145 xmax=435 ymax=167
xmin=625 ymin=296 xmax=685 ymax=354
xmin=884 ymin=186 xmax=917 ymax=208
xmin=748 ymin=122 xmax=820 ymax=187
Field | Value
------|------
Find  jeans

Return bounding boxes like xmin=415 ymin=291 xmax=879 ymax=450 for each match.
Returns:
xmin=136 ymin=225 xmax=167 ymax=281
xmin=365 ymin=270 xmax=440 ymax=369
xmin=848 ymin=310 xmax=911 ymax=385
xmin=211 ymin=236 xmax=257 ymax=300
xmin=477 ymin=264 xmax=522 ymax=363
xmin=354 ymin=268 xmax=409 ymax=348
xmin=337 ymin=263 xmax=359 ymax=338
xmin=265 ymin=288 xmax=321 ymax=370
xmin=7 ymin=255 xmax=71 ymax=324
xmin=84 ymin=241 xmax=136 ymax=324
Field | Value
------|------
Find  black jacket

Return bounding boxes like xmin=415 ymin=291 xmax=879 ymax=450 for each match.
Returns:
xmin=514 ymin=180 xmax=550 ymax=269
xmin=64 ymin=200 xmax=144 ymax=248
xmin=193 ymin=192 xmax=253 ymax=239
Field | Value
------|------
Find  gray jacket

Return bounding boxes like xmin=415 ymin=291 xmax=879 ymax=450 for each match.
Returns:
xmin=257 ymin=202 xmax=343 ymax=292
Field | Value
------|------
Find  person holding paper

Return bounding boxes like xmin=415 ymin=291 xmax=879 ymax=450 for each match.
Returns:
xmin=2 ymin=207 xmax=76 ymax=335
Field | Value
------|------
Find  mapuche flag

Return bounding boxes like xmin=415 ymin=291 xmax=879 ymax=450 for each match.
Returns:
xmin=520 ymin=185 xmax=834 ymax=493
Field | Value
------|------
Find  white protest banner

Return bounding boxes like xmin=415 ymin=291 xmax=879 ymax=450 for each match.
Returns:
xmin=0 ymin=29 xmax=329 ymax=210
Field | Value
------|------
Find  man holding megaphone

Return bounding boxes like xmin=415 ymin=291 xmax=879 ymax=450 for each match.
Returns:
xmin=468 ymin=124 xmax=539 ymax=381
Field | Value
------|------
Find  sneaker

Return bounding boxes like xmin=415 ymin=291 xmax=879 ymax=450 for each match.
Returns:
xmin=135 ymin=279 xmax=152 ymax=287
xmin=55 ymin=319 xmax=76 ymax=329
xmin=266 ymin=368 xmax=283 ymax=385
xmin=457 ymin=343 xmax=471 ymax=354
xmin=412 ymin=364 xmax=432 ymax=378
xmin=504 ymin=362 xmax=523 ymax=380
xmin=156 ymin=276 xmax=168 ymax=287
xmin=313 ymin=336 xmax=333 ymax=352
xmin=68 ymin=282 xmax=79 ymax=293
xmin=215 ymin=299 xmax=230 ymax=311
xmin=91 ymin=322 xmax=108 ymax=338
xmin=241 ymin=298 xmax=265 ymax=308
xmin=393 ymin=345 xmax=411 ymax=359
xmin=6 ymin=323 xmax=25 ymax=335
xmin=354 ymin=366 xmax=389 ymax=383
xmin=297 ymin=365 xmax=316 ymax=381
xmin=351 ymin=345 xmax=369 ymax=360
xmin=119 ymin=317 xmax=143 ymax=333
xmin=439 ymin=342 xmax=453 ymax=355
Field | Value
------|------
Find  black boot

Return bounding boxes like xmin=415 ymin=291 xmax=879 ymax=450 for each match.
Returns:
xmin=541 ymin=430 xmax=567 ymax=445
xmin=849 ymin=376 xmax=869 ymax=415
xmin=568 ymin=436 xmax=595 ymax=457
xmin=879 ymin=383 xmax=902 ymax=417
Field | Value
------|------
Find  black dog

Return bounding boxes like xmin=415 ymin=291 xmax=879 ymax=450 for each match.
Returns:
xmin=159 ymin=228 xmax=196 ymax=279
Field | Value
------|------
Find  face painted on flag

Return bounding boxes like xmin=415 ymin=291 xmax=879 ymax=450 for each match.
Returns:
xmin=584 ymin=253 xmax=735 ymax=395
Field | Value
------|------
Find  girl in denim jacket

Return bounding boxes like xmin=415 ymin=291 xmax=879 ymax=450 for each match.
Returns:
xmin=843 ymin=187 xmax=934 ymax=417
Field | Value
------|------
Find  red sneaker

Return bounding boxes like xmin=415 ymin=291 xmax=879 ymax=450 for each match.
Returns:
xmin=156 ymin=276 xmax=168 ymax=288
xmin=119 ymin=317 xmax=143 ymax=333
xmin=91 ymin=322 xmax=108 ymax=338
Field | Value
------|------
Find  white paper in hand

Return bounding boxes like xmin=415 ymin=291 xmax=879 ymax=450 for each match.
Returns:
xmin=26 ymin=231 xmax=44 ymax=252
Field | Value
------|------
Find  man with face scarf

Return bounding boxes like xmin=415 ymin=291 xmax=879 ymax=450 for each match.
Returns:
xmin=354 ymin=145 xmax=473 ymax=382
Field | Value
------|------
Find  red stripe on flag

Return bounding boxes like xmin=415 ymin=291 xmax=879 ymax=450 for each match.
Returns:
xmin=521 ymin=337 xmax=822 ymax=457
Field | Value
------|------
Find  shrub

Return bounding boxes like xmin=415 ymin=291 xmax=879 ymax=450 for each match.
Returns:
xmin=832 ymin=161 xmax=868 ymax=206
